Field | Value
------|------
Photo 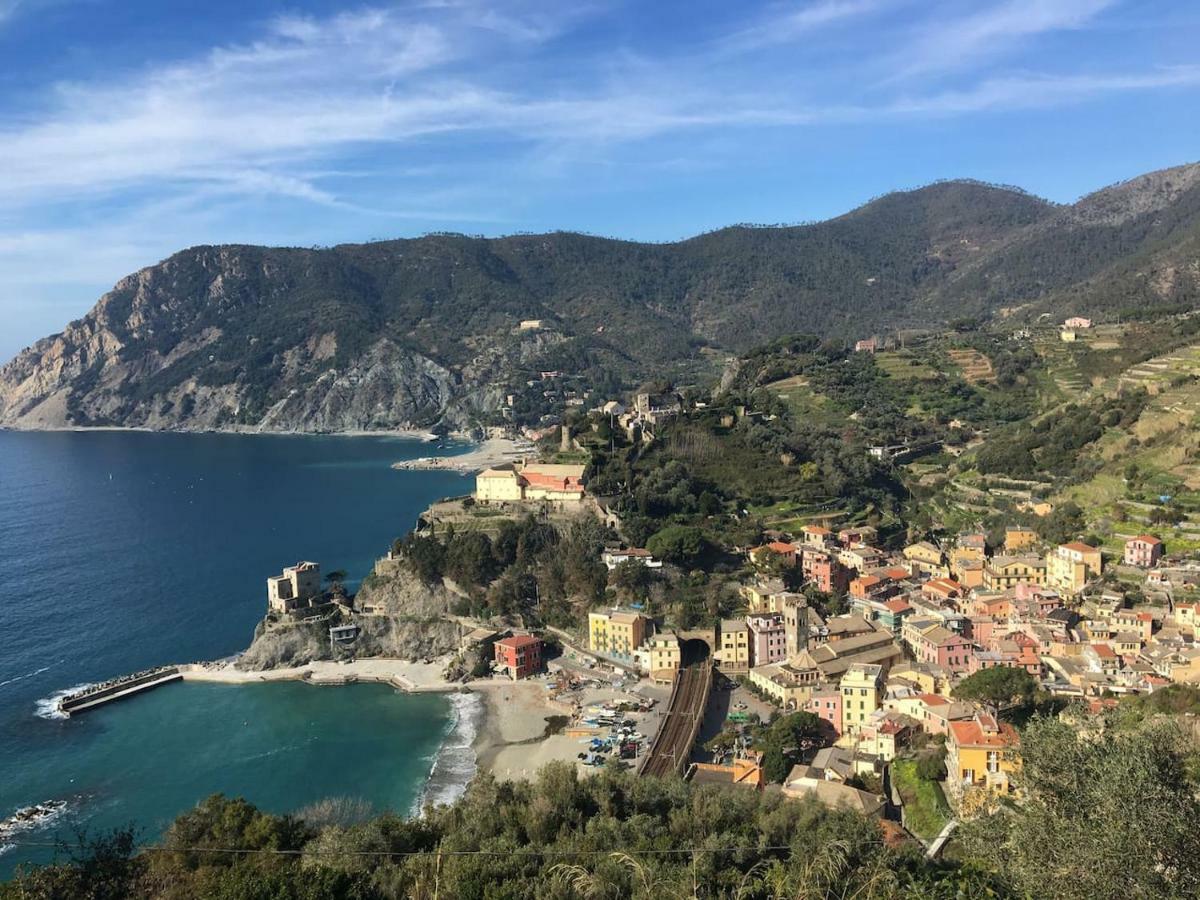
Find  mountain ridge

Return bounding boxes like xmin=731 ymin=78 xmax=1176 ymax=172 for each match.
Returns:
xmin=2 ymin=164 xmax=1198 ymax=433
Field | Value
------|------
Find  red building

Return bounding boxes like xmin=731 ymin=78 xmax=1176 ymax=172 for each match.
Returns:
xmin=494 ymin=634 xmax=543 ymax=680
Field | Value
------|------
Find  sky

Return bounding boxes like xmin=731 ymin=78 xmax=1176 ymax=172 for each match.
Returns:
xmin=0 ymin=0 xmax=1198 ymax=362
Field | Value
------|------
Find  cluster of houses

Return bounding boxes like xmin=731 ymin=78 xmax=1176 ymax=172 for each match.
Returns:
xmin=719 ymin=523 xmax=1187 ymax=810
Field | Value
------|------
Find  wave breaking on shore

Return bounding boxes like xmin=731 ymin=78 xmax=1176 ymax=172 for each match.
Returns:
xmin=414 ymin=692 xmax=484 ymax=815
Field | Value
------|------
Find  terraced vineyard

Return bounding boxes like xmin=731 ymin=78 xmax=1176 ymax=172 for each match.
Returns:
xmin=945 ymin=347 xmax=995 ymax=384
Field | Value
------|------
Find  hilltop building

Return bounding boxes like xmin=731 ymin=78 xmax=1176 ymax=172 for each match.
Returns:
xmin=267 ymin=562 xmax=322 ymax=614
xmin=475 ymin=461 xmax=586 ymax=504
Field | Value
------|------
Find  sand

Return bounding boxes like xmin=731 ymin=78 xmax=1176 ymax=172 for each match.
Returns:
xmin=390 ymin=437 xmax=531 ymax=474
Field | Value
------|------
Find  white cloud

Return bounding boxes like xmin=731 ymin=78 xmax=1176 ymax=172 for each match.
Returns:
xmin=721 ymin=0 xmax=888 ymax=52
xmin=891 ymin=0 xmax=1118 ymax=79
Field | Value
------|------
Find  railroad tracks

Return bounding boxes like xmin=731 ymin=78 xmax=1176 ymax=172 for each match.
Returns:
xmin=639 ymin=662 xmax=712 ymax=777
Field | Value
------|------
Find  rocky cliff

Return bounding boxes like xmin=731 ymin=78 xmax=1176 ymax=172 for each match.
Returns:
xmin=236 ymin=567 xmax=464 ymax=671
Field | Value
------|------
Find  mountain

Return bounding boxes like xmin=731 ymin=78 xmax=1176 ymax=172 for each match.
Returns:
xmin=1 ymin=164 xmax=1198 ymax=433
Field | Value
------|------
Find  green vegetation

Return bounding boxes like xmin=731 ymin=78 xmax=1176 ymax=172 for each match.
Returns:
xmin=395 ymin=516 xmax=609 ymax=626
xmin=2 ymin=768 xmax=1011 ymax=900
xmin=890 ymin=758 xmax=950 ymax=842
xmin=951 ymin=667 xmax=1038 ymax=709
xmin=960 ymin=713 xmax=1200 ymax=900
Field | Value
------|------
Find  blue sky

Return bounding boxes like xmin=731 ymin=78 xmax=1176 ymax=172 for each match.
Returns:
xmin=1 ymin=0 xmax=1198 ymax=361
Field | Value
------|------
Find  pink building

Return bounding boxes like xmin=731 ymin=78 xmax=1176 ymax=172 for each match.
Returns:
xmin=805 ymin=687 xmax=842 ymax=739
xmin=802 ymin=548 xmax=850 ymax=594
xmin=913 ymin=625 xmax=975 ymax=674
xmin=746 ymin=614 xmax=788 ymax=666
xmin=1124 ymin=535 xmax=1163 ymax=568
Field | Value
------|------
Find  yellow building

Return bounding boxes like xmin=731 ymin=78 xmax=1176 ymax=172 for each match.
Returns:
xmin=903 ymin=541 xmax=945 ymax=577
xmin=1003 ymin=526 xmax=1039 ymax=553
xmin=748 ymin=661 xmax=819 ymax=708
xmin=474 ymin=462 xmax=586 ymax=504
xmin=716 ymin=619 xmax=751 ymax=675
xmin=840 ymin=663 xmax=883 ymax=738
xmin=648 ymin=632 xmax=682 ymax=682
xmin=587 ymin=609 xmax=648 ymax=662
xmin=1046 ymin=541 xmax=1101 ymax=595
xmin=983 ymin=556 xmax=1046 ymax=590
xmin=947 ymin=712 xmax=1020 ymax=808
xmin=475 ymin=466 xmax=524 ymax=502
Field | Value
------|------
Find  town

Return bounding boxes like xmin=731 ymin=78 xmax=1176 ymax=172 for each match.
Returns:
xmin=240 ymin=314 xmax=1200 ymax=860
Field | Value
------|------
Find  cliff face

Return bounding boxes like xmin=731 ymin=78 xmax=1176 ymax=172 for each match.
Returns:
xmin=236 ymin=567 xmax=464 ymax=671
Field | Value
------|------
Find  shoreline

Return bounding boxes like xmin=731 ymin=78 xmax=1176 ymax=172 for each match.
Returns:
xmin=390 ymin=437 xmax=531 ymax=474
xmin=0 ymin=424 xmax=453 ymax=441
xmin=180 ymin=657 xmax=581 ymax=784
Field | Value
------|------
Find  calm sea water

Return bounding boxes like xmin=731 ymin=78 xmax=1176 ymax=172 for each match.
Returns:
xmin=0 ymin=430 xmax=472 ymax=875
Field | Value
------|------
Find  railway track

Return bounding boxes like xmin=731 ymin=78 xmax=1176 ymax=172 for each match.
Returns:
xmin=639 ymin=662 xmax=712 ymax=777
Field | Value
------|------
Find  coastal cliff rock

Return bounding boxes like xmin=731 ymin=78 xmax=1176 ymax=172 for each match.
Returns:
xmin=236 ymin=566 xmax=463 ymax=671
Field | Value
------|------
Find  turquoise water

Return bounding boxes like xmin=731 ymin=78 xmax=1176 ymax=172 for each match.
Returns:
xmin=0 ymin=430 xmax=472 ymax=875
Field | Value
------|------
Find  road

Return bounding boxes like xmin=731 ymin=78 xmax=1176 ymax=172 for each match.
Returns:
xmin=639 ymin=662 xmax=712 ymax=777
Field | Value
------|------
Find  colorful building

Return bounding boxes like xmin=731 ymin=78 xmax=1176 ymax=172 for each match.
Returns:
xmin=747 ymin=613 xmax=788 ymax=666
xmin=946 ymin=712 xmax=1020 ymax=806
xmin=840 ymin=663 xmax=883 ymax=737
xmin=984 ymin=556 xmax=1047 ymax=590
xmin=716 ymin=619 xmax=752 ymax=675
xmin=1124 ymin=535 xmax=1163 ymax=568
xmin=588 ymin=609 xmax=648 ymax=662
xmin=494 ymin=634 xmax=543 ymax=680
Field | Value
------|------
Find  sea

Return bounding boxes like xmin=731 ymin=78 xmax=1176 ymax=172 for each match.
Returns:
xmin=0 ymin=429 xmax=482 ymax=876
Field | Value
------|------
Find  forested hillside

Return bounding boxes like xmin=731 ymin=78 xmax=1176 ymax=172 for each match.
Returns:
xmin=1 ymin=164 xmax=1197 ymax=433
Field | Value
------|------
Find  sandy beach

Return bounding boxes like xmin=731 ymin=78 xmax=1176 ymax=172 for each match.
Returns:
xmin=390 ymin=437 xmax=531 ymax=474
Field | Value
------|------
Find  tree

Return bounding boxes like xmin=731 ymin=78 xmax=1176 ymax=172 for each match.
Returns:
xmin=952 ymin=666 xmax=1038 ymax=709
xmin=1036 ymin=501 xmax=1085 ymax=545
xmin=645 ymin=525 xmax=707 ymax=566
xmin=761 ymin=745 xmax=790 ymax=783
xmin=960 ymin=715 xmax=1200 ymax=899
xmin=324 ymin=569 xmax=348 ymax=596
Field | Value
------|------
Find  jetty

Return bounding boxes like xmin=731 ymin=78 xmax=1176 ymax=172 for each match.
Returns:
xmin=57 ymin=666 xmax=182 ymax=717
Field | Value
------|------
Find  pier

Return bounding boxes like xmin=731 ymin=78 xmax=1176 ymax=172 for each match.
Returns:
xmin=57 ymin=666 xmax=182 ymax=716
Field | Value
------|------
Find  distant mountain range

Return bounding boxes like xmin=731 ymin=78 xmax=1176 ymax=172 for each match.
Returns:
xmin=2 ymin=162 xmax=1198 ymax=433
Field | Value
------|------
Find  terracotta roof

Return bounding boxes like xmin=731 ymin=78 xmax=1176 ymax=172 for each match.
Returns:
xmin=803 ymin=525 xmax=832 ymax=535
xmin=950 ymin=717 xmax=1018 ymax=750
xmin=1062 ymin=541 xmax=1097 ymax=553
xmin=497 ymin=634 xmax=541 ymax=649
xmin=1131 ymin=535 xmax=1163 ymax=545
xmin=883 ymin=599 xmax=911 ymax=613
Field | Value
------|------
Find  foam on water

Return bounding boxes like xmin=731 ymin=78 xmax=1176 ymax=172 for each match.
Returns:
xmin=414 ymin=692 xmax=484 ymax=815
xmin=34 ymin=683 xmax=94 ymax=721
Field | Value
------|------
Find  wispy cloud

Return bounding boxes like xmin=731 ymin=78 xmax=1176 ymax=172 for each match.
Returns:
xmin=884 ymin=65 xmax=1200 ymax=114
xmin=890 ymin=0 xmax=1118 ymax=79
xmin=721 ymin=0 xmax=888 ymax=52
